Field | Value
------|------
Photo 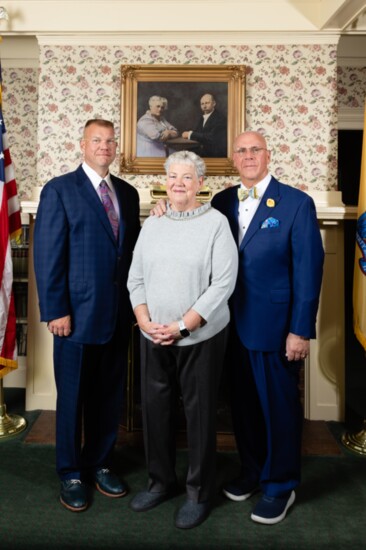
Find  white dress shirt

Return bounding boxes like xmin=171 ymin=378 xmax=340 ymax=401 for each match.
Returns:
xmin=238 ymin=173 xmax=272 ymax=244
xmin=202 ymin=111 xmax=214 ymax=127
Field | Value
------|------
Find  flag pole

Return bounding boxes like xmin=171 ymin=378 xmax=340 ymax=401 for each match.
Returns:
xmin=342 ymin=420 xmax=366 ymax=455
xmin=0 ymin=377 xmax=27 ymax=439
xmin=0 ymin=24 xmax=27 ymax=439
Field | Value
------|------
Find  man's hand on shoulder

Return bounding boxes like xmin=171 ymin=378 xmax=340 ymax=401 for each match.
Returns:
xmin=150 ymin=199 xmax=167 ymax=217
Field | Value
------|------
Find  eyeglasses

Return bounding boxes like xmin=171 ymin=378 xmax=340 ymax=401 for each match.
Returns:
xmin=234 ymin=147 xmax=266 ymax=156
xmin=84 ymin=138 xmax=118 ymax=146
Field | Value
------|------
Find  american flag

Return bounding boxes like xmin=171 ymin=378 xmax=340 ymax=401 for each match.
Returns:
xmin=0 ymin=65 xmax=22 ymax=378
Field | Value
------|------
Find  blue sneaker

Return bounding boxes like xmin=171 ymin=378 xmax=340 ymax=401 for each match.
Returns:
xmin=251 ymin=491 xmax=295 ymax=525
xmin=222 ymin=478 xmax=259 ymax=502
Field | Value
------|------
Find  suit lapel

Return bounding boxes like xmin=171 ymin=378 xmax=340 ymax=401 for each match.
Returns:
xmin=111 ymin=175 xmax=127 ymax=250
xmin=239 ymin=177 xmax=282 ymax=251
xmin=225 ymin=185 xmax=241 ymax=248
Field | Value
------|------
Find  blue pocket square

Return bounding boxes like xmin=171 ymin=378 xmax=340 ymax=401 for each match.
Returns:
xmin=261 ymin=217 xmax=280 ymax=229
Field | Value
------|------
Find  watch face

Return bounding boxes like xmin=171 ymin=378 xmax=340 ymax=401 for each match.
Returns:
xmin=178 ymin=320 xmax=190 ymax=338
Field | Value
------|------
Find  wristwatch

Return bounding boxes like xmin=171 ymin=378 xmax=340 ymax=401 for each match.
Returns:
xmin=178 ymin=319 xmax=191 ymax=338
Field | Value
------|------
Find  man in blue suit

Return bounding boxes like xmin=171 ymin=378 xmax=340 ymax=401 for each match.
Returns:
xmin=212 ymin=131 xmax=324 ymax=524
xmin=34 ymin=119 xmax=140 ymax=512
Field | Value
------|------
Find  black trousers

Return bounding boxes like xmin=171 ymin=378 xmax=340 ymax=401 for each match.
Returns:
xmin=140 ymin=326 xmax=229 ymax=503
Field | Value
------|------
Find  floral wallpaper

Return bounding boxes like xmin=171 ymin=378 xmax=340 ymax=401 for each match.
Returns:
xmin=35 ymin=44 xmax=338 ymax=196
xmin=2 ymin=68 xmax=38 ymax=200
xmin=6 ymin=43 xmax=365 ymax=199
xmin=337 ymin=66 xmax=366 ymax=109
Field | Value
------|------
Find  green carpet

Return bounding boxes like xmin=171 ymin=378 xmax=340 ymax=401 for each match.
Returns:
xmin=1 ymin=391 xmax=366 ymax=549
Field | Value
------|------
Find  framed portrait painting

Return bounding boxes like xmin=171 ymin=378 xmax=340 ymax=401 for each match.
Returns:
xmin=120 ymin=64 xmax=246 ymax=176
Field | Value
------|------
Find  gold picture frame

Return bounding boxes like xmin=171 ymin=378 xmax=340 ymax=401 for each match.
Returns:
xmin=120 ymin=64 xmax=246 ymax=176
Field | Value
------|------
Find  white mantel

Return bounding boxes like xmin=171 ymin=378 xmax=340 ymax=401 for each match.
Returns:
xmin=22 ymin=187 xmax=357 ymax=220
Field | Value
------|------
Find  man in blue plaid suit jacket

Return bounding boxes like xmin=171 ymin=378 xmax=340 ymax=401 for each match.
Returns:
xmin=34 ymin=119 xmax=140 ymax=512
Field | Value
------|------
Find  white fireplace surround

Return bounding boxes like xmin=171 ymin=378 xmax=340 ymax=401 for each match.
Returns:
xmin=19 ymin=188 xmax=356 ymax=421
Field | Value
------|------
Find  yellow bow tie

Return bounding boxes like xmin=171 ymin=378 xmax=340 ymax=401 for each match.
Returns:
xmin=237 ymin=187 xmax=259 ymax=201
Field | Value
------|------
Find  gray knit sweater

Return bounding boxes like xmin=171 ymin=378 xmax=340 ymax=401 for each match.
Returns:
xmin=127 ymin=202 xmax=238 ymax=346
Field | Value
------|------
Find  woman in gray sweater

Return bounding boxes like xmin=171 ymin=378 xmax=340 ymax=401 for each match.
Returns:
xmin=127 ymin=150 xmax=238 ymax=529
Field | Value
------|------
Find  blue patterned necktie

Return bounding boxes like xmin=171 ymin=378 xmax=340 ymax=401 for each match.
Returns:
xmin=237 ymin=187 xmax=259 ymax=201
xmin=99 ymin=180 xmax=119 ymax=240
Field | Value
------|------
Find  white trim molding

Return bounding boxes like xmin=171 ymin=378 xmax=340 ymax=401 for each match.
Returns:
xmin=33 ymin=31 xmax=341 ymax=47
xmin=338 ymin=107 xmax=366 ymax=129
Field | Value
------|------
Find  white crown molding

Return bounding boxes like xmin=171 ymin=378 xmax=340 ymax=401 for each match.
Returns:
xmin=338 ymin=35 xmax=366 ymax=65
xmin=1 ymin=59 xmax=39 ymax=67
xmin=1 ymin=1 xmax=365 ymax=36
xmin=0 ymin=1 xmax=344 ymax=34
xmin=0 ymin=36 xmax=39 ymax=66
xmin=33 ymin=31 xmax=341 ymax=46
xmin=338 ymin=55 xmax=366 ymax=66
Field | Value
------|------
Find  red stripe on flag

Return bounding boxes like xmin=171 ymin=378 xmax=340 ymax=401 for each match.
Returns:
xmin=8 ymin=205 xmax=22 ymax=238
xmin=5 ymin=178 xmax=18 ymax=198
xmin=4 ymin=146 xmax=11 ymax=165
xmin=0 ymin=185 xmax=7 ymax=277
xmin=0 ymin=291 xmax=17 ymax=360
xmin=0 ymin=99 xmax=21 ymax=374
xmin=0 ymin=187 xmax=18 ymax=374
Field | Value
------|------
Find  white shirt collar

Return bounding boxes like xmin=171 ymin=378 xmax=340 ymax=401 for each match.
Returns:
xmin=82 ymin=162 xmax=115 ymax=194
xmin=203 ymin=111 xmax=214 ymax=123
xmin=239 ymin=172 xmax=272 ymax=197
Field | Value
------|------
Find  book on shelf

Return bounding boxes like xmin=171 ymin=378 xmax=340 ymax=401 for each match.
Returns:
xmin=13 ymin=282 xmax=28 ymax=319
xmin=11 ymin=246 xmax=29 ymax=279
xmin=21 ymin=223 xmax=30 ymax=246
xmin=11 ymin=221 xmax=29 ymax=358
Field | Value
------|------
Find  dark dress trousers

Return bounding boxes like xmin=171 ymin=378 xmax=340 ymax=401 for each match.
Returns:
xmin=34 ymin=165 xmax=140 ymax=479
xmin=212 ymin=178 xmax=324 ymax=497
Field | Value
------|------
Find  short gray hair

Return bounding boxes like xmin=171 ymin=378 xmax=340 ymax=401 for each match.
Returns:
xmin=148 ymin=95 xmax=168 ymax=109
xmin=164 ymin=150 xmax=206 ymax=178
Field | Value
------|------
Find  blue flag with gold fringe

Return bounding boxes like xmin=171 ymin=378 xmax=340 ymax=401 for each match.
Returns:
xmin=353 ymin=101 xmax=366 ymax=351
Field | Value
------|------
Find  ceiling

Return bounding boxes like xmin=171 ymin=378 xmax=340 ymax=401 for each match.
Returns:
xmin=342 ymin=5 xmax=366 ymax=31
xmin=0 ymin=1 xmax=365 ymax=35
xmin=307 ymin=0 xmax=366 ymax=31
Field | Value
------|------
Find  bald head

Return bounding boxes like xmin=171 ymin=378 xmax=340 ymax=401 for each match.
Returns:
xmin=200 ymin=94 xmax=216 ymax=114
xmin=232 ymin=131 xmax=271 ymax=188
xmin=233 ymin=131 xmax=267 ymax=151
